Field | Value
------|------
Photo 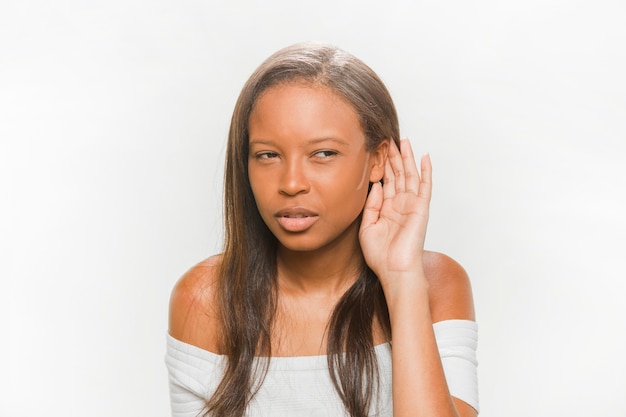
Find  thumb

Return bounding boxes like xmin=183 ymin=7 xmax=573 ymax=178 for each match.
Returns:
xmin=361 ymin=182 xmax=383 ymax=229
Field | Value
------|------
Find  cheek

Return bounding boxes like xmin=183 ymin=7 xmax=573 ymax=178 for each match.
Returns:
xmin=333 ymin=159 xmax=371 ymax=196
xmin=326 ymin=167 xmax=370 ymax=212
xmin=355 ymin=159 xmax=370 ymax=192
xmin=248 ymin=170 xmax=267 ymax=212
xmin=250 ymin=188 xmax=268 ymax=215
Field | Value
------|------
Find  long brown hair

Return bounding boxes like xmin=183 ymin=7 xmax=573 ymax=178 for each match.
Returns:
xmin=207 ymin=42 xmax=401 ymax=417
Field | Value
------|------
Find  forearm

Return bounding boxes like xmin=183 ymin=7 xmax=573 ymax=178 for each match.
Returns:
xmin=385 ymin=274 xmax=459 ymax=417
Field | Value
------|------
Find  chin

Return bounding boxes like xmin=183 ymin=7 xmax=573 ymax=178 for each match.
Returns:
xmin=276 ymin=237 xmax=324 ymax=253
xmin=271 ymin=219 xmax=361 ymax=254
xmin=275 ymin=231 xmax=356 ymax=254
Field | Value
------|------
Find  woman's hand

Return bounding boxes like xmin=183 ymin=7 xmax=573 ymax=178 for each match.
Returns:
xmin=359 ymin=138 xmax=432 ymax=291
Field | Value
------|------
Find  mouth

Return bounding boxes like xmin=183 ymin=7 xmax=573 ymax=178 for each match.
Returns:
xmin=274 ymin=208 xmax=319 ymax=232
xmin=275 ymin=207 xmax=319 ymax=218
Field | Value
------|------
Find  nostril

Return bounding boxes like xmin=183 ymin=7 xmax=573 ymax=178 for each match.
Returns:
xmin=279 ymin=169 xmax=310 ymax=196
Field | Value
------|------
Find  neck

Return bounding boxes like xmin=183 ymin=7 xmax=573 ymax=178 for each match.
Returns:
xmin=276 ymin=221 xmax=364 ymax=298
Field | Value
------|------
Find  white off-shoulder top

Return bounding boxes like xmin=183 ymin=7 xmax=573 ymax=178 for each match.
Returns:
xmin=165 ymin=319 xmax=479 ymax=416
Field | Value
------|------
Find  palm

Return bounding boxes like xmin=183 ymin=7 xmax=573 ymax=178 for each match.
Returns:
xmin=359 ymin=139 xmax=432 ymax=282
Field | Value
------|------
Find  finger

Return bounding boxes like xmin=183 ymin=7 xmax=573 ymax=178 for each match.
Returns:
xmin=382 ymin=153 xmax=396 ymax=200
xmin=361 ymin=181 xmax=383 ymax=229
xmin=387 ymin=138 xmax=406 ymax=193
xmin=401 ymin=139 xmax=421 ymax=195
xmin=418 ymin=153 xmax=433 ymax=205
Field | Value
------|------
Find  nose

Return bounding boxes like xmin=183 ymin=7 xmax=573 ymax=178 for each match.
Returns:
xmin=279 ymin=159 xmax=310 ymax=196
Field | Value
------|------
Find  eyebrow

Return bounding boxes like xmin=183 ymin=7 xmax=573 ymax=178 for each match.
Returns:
xmin=249 ymin=137 xmax=350 ymax=146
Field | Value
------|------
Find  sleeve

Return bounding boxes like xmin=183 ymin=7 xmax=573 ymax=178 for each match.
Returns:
xmin=433 ymin=319 xmax=479 ymax=413
xmin=165 ymin=334 xmax=223 ymax=417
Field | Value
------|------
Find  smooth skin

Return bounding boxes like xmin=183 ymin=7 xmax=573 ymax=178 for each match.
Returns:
xmin=169 ymin=83 xmax=477 ymax=416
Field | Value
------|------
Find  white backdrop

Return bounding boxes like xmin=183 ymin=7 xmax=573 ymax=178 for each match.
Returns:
xmin=2 ymin=1 xmax=625 ymax=416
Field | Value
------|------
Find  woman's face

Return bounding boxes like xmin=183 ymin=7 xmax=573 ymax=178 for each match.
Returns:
xmin=248 ymin=83 xmax=387 ymax=253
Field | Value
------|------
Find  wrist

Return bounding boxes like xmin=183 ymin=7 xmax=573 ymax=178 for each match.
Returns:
xmin=385 ymin=284 xmax=432 ymax=330
xmin=379 ymin=270 xmax=430 ymax=308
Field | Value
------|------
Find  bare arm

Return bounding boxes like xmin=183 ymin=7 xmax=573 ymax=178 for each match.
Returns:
xmin=387 ymin=253 xmax=477 ymax=417
xmin=360 ymin=139 xmax=477 ymax=417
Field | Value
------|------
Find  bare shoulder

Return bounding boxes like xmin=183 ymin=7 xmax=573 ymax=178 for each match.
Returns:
xmin=168 ymin=254 xmax=223 ymax=353
xmin=423 ymin=250 xmax=475 ymax=323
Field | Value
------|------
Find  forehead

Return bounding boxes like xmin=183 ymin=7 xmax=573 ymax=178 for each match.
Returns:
xmin=248 ymin=83 xmax=364 ymax=144
xmin=254 ymin=81 xmax=354 ymax=113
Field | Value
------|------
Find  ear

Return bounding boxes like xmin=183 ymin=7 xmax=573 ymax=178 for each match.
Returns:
xmin=368 ymin=139 xmax=389 ymax=183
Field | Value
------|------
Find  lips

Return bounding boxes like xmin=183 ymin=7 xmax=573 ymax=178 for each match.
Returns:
xmin=274 ymin=207 xmax=319 ymax=232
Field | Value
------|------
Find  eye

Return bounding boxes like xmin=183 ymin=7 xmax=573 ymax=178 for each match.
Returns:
xmin=255 ymin=151 xmax=279 ymax=160
xmin=313 ymin=150 xmax=338 ymax=159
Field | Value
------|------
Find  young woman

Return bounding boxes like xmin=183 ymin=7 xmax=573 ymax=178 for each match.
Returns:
xmin=166 ymin=42 xmax=478 ymax=417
